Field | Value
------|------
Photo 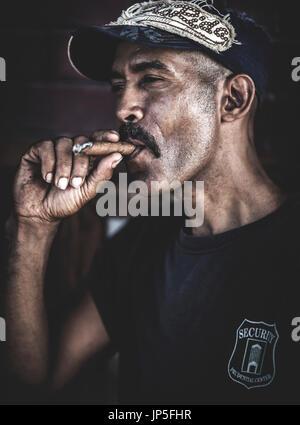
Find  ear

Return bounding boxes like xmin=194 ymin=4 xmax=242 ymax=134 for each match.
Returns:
xmin=221 ymin=74 xmax=256 ymax=123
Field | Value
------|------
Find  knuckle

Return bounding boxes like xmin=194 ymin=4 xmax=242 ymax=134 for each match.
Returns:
xmin=90 ymin=131 xmax=103 ymax=141
xmin=57 ymin=159 xmax=72 ymax=169
xmin=27 ymin=140 xmax=51 ymax=155
xmin=55 ymin=137 xmax=73 ymax=149
xmin=103 ymin=169 xmax=113 ymax=182
xmin=56 ymin=149 xmax=73 ymax=162
xmin=39 ymin=143 xmax=55 ymax=159
xmin=73 ymin=162 xmax=89 ymax=173
xmin=103 ymin=130 xmax=114 ymax=137
xmin=74 ymin=135 xmax=89 ymax=144
xmin=74 ymin=153 xmax=89 ymax=163
xmin=98 ymin=160 xmax=113 ymax=177
xmin=41 ymin=157 xmax=54 ymax=168
xmin=21 ymin=152 xmax=29 ymax=162
xmin=73 ymin=163 xmax=88 ymax=174
xmin=72 ymin=163 xmax=89 ymax=177
xmin=56 ymin=136 xmax=72 ymax=142
xmin=91 ymin=130 xmax=119 ymax=142
xmin=36 ymin=140 xmax=53 ymax=150
xmin=41 ymin=140 xmax=53 ymax=147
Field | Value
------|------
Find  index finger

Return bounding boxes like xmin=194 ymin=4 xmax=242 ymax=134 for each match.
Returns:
xmin=90 ymin=130 xmax=120 ymax=143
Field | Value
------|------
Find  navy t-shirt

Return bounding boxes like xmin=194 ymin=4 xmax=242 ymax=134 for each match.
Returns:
xmin=90 ymin=195 xmax=300 ymax=405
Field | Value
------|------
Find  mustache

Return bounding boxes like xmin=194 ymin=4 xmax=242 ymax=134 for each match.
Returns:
xmin=119 ymin=123 xmax=161 ymax=158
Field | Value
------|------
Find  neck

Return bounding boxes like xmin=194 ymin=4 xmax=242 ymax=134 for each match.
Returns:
xmin=189 ymin=131 xmax=286 ymax=237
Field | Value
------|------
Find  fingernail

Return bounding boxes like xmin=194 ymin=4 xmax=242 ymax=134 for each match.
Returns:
xmin=58 ymin=177 xmax=69 ymax=190
xmin=72 ymin=177 xmax=83 ymax=188
xmin=46 ymin=173 xmax=53 ymax=183
xmin=112 ymin=154 xmax=123 ymax=169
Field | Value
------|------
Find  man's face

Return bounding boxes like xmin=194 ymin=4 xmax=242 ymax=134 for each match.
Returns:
xmin=111 ymin=42 xmax=220 ymax=187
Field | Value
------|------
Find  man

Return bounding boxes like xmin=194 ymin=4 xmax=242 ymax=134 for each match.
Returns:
xmin=4 ymin=0 xmax=300 ymax=404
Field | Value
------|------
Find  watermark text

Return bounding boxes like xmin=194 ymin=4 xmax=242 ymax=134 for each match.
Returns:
xmin=0 ymin=57 xmax=6 ymax=82
xmin=107 ymin=409 xmax=192 ymax=423
xmin=291 ymin=317 xmax=300 ymax=342
xmin=96 ymin=173 xmax=204 ymax=228
xmin=291 ymin=57 xmax=300 ymax=82
xmin=0 ymin=317 xmax=6 ymax=342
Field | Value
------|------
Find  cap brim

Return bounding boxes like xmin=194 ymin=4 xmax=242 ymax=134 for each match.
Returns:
xmin=68 ymin=18 xmax=269 ymax=100
xmin=68 ymin=24 xmax=224 ymax=82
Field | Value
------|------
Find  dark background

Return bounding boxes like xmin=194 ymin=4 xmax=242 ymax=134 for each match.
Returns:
xmin=0 ymin=0 xmax=299 ymax=405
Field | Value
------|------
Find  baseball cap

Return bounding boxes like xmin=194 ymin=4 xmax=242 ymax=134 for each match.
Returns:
xmin=68 ymin=0 xmax=271 ymax=98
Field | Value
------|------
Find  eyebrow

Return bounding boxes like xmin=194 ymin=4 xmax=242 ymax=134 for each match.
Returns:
xmin=110 ymin=60 xmax=170 ymax=80
xmin=132 ymin=60 xmax=170 ymax=73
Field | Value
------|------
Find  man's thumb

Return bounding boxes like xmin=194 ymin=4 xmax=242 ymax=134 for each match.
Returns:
xmin=84 ymin=153 xmax=123 ymax=200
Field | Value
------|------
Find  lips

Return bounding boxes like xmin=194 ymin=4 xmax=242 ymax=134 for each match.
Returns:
xmin=128 ymin=146 xmax=145 ymax=159
xmin=126 ymin=138 xmax=147 ymax=160
xmin=126 ymin=137 xmax=146 ymax=148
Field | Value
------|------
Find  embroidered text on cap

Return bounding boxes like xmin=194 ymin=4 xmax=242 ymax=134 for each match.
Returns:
xmin=108 ymin=0 xmax=240 ymax=53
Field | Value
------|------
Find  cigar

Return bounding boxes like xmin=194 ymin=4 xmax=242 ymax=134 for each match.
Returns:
xmin=73 ymin=141 xmax=135 ymax=156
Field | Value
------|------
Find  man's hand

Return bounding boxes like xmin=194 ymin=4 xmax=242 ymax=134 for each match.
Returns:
xmin=4 ymin=130 xmax=122 ymax=390
xmin=13 ymin=131 xmax=123 ymax=224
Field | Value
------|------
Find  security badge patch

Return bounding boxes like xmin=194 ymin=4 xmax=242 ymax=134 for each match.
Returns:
xmin=228 ymin=319 xmax=279 ymax=389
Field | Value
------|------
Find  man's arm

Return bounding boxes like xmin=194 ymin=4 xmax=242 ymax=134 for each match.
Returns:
xmin=4 ymin=131 xmax=123 ymax=389
xmin=5 ymin=219 xmax=56 ymax=385
xmin=52 ymin=292 xmax=110 ymax=390
xmin=6 ymin=220 xmax=110 ymax=389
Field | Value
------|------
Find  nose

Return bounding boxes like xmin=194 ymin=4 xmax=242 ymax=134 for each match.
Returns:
xmin=116 ymin=87 xmax=144 ymax=124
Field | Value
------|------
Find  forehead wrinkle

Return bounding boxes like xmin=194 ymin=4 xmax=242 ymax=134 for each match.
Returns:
xmin=113 ymin=43 xmax=143 ymax=70
xmin=112 ymin=42 xmax=192 ymax=79
xmin=130 ymin=60 xmax=171 ymax=74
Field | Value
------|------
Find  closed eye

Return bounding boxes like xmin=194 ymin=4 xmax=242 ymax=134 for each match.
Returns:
xmin=110 ymin=76 xmax=164 ymax=93
xmin=111 ymin=82 xmax=125 ymax=93
xmin=141 ymin=76 xmax=164 ymax=85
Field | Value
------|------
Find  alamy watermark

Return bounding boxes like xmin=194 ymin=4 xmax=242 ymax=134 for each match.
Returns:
xmin=291 ymin=57 xmax=300 ymax=82
xmin=96 ymin=173 xmax=204 ymax=228
xmin=291 ymin=317 xmax=300 ymax=342
xmin=0 ymin=317 xmax=6 ymax=342
xmin=0 ymin=57 xmax=6 ymax=82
